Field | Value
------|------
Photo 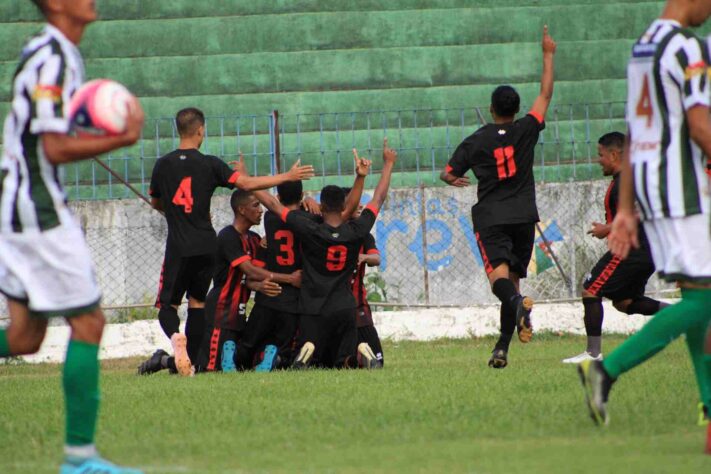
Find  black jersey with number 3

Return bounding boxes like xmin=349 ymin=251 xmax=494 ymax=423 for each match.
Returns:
xmin=281 ymin=205 xmax=378 ymax=316
xmin=149 ymin=148 xmax=239 ymax=256
xmin=446 ymin=113 xmax=544 ymax=230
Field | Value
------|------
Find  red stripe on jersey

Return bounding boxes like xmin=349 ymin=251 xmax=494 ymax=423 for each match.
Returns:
xmin=154 ymin=257 xmax=166 ymax=308
xmin=231 ymin=255 xmax=251 ymax=268
xmin=228 ymin=171 xmax=240 ymax=184
xmin=586 ymin=255 xmax=622 ymax=296
xmin=366 ymin=249 xmax=380 ymax=255
xmin=365 ymin=203 xmax=379 ymax=218
xmin=215 ymin=266 xmax=237 ymax=327
xmin=252 ymin=259 xmax=266 ymax=268
xmin=280 ymin=208 xmax=290 ymax=223
xmin=604 ymin=179 xmax=615 ymax=224
xmin=352 ymin=245 xmax=367 ymax=304
xmin=475 ymin=232 xmax=493 ymax=274
xmin=504 ymin=147 xmax=516 ymax=177
xmin=528 ymin=110 xmax=544 ymax=124
xmin=206 ymin=327 xmax=221 ymax=371
xmin=445 ymin=165 xmax=453 ymax=173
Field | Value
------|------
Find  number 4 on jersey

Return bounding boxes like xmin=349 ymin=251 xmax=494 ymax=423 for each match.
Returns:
xmin=172 ymin=177 xmax=194 ymax=213
xmin=636 ymin=75 xmax=654 ymax=128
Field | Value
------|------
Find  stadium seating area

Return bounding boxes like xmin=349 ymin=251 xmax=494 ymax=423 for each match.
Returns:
xmin=0 ymin=1 xmax=688 ymax=196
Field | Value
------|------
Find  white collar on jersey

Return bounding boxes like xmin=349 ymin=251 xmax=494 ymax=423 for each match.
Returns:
xmin=652 ymin=18 xmax=682 ymax=28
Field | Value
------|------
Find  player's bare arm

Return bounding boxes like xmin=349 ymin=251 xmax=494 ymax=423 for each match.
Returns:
xmin=358 ymin=253 xmax=381 ymax=267
xmin=235 ymin=158 xmax=315 ymax=191
xmin=362 ymin=137 xmax=398 ymax=212
xmin=302 ymin=196 xmax=322 ymax=215
xmin=41 ymin=97 xmax=145 ymax=164
xmin=439 ymin=169 xmax=471 ymax=187
xmin=587 ymin=222 xmax=611 ymax=239
xmin=253 ymin=189 xmax=287 ymax=218
xmin=608 ymin=133 xmax=638 ymax=258
xmin=246 ymin=278 xmax=282 ymax=297
xmin=342 ymin=148 xmax=373 ymax=219
xmin=529 ymin=25 xmax=557 ymax=121
xmin=239 ymin=260 xmax=302 ymax=289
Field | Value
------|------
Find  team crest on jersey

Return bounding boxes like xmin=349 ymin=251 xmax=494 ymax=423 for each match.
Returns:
xmin=179 ymin=154 xmax=186 ymax=160
xmin=32 ymin=85 xmax=62 ymax=102
xmin=498 ymin=129 xmax=506 ymax=135
xmin=331 ymin=233 xmax=339 ymax=238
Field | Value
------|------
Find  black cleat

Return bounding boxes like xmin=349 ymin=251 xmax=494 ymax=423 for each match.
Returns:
xmin=488 ymin=348 xmax=508 ymax=369
xmin=515 ymin=296 xmax=534 ymax=343
xmin=137 ymin=349 xmax=168 ymax=375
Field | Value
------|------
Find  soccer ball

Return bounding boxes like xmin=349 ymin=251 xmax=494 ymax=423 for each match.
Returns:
xmin=68 ymin=79 xmax=134 ymax=136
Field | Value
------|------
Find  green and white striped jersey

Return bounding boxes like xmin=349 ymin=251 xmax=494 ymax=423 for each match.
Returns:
xmin=0 ymin=24 xmax=85 ymax=234
xmin=627 ymin=19 xmax=710 ymax=221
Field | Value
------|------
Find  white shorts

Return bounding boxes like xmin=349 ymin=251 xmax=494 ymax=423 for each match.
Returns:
xmin=0 ymin=223 xmax=101 ymax=317
xmin=642 ymin=213 xmax=711 ymax=284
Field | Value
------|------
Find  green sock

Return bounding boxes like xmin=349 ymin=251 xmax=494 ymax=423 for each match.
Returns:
xmin=686 ymin=322 xmax=711 ymax=410
xmin=63 ymin=340 xmax=100 ymax=447
xmin=0 ymin=330 xmax=9 ymax=357
xmin=603 ymin=288 xmax=711 ymax=380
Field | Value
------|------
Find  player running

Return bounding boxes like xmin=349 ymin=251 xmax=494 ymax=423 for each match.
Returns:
xmin=0 ymin=1 xmax=144 ymax=473
xmin=148 ymin=109 xmax=313 ymax=376
xmin=562 ymin=132 xmax=667 ymax=364
xmin=577 ymin=2 xmax=711 ymax=453
xmin=440 ymin=25 xmax=556 ymax=369
xmin=254 ymin=140 xmax=394 ymax=369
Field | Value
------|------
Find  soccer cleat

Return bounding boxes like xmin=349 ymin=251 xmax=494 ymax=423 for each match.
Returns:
xmin=170 ymin=333 xmax=194 ymax=377
xmin=60 ymin=456 xmax=144 ymax=474
xmin=357 ymin=342 xmax=382 ymax=369
xmin=577 ymin=359 xmax=613 ymax=426
xmin=562 ymin=352 xmax=603 ymax=364
xmin=221 ymin=340 xmax=237 ymax=372
xmin=488 ymin=348 xmax=508 ymax=369
xmin=515 ymin=296 xmax=534 ymax=343
xmin=255 ymin=345 xmax=278 ymax=372
xmin=291 ymin=342 xmax=315 ymax=370
xmin=698 ymin=402 xmax=709 ymax=427
xmin=136 ymin=349 xmax=168 ymax=375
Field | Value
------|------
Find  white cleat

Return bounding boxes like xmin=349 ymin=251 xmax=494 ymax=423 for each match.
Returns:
xmin=562 ymin=352 xmax=603 ymax=364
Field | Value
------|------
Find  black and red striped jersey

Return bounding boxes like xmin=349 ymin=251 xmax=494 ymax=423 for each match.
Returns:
xmin=351 ymin=233 xmax=379 ymax=308
xmin=211 ymin=225 xmax=261 ymax=331
xmin=253 ymin=209 xmax=317 ymax=313
xmin=446 ymin=113 xmax=544 ymax=230
xmin=602 ymin=173 xmax=648 ymax=245
xmin=282 ymin=204 xmax=378 ymax=316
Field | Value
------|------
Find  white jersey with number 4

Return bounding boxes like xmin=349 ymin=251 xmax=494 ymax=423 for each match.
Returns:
xmin=626 ymin=19 xmax=709 ymax=221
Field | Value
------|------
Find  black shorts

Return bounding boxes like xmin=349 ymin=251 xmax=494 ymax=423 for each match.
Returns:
xmin=357 ymin=325 xmax=384 ymax=364
xmin=355 ymin=303 xmax=374 ymax=328
xmin=583 ymin=247 xmax=655 ymax=301
xmin=194 ymin=325 xmax=239 ymax=373
xmin=298 ymin=309 xmax=357 ymax=369
xmin=237 ymin=304 xmax=299 ymax=367
xmin=156 ymin=250 xmax=214 ymax=308
xmin=474 ymin=223 xmax=535 ymax=278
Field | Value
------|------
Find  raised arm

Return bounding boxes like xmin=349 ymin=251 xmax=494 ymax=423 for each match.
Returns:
xmin=41 ymin=98 xmax=144 ymax=165
xmin=253 ymin=189 xmax=287 ymax=219
xmin=234 ymin=159 xmax=314 ymax=191
xmin=366 ymin=138 xmax=397 ymax=213
xmin=529 ymin=25 xmax=556 ymax=122
xmin=342 ymin=149 xmax=372 ymax=219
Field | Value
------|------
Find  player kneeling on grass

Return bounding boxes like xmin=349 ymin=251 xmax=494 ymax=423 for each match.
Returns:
xmin=148 ymin=108 xmax=314 ymax=377
xmin=0 ymin=1 xmax=145 ymax=473
xmin=254 ymin=139 xmax=395 ymax=369
xmin=440 ymin=25 xmax=556 ymax=369
xmin=562 ymin=132 xmax=667 ymax=364
xmin=139 ymin=190 xmax=300 ymax=375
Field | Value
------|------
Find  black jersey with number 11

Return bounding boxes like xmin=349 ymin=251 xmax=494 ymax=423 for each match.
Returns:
xmin=149 ymin=149 xmax=239 ymax=256
xmin=446 ymin=113 xmax=544 ymax=230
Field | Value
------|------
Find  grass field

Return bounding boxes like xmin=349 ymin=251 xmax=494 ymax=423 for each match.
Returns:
xmin=1 ymin=335 xmax=709 ymax=474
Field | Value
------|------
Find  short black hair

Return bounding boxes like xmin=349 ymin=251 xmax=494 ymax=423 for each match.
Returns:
xmin=277 ymin=181 xmax=303 ymax=205
xmin=598 ymin=131 xmax=625 ymax=151
xmin=175 ymin=107 xmax=205 ymax=137
xmin=320 ymin=185 xmax=346 ymax=213
xmin=491 ymin=85 xmax=520 ymax=117
xmin=230 ymin=189 xmax=253 ymax=214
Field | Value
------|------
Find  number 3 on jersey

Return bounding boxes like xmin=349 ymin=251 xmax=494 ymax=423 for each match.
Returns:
xmin=274 ymin=230 xmax=295 ymax=265
xmin=636 ymin=75 xmax=654 ymax=128
xmin=326 ymin=245 xmax=347 ymax=271
xmin=172 ymin=177 xmax=194 ymax=213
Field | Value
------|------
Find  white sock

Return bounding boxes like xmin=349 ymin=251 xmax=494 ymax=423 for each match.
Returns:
xmin=64 ymin=444 xmax=97 ymax=459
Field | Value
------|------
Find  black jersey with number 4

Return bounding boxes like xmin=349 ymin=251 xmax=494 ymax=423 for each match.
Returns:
xmin=281 ymin=205 xmax=378 ymax=316
xmin=149 ymin=148 xmax=239 ymax=256
xmin=253 ymin=209 xmax=315 ymax=313
xmin=446 ymin=113 xmax=544 ymax=230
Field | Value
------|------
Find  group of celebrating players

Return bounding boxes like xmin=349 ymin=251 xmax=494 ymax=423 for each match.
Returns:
xmin=0 ymin=0 xmax=710 ymax=472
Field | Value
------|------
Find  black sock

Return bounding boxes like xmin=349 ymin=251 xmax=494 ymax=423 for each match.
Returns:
xmin=492 ymin=278 xmax=519 ymax=314
xmin=583 ymin=297 xmax=603 ymax=356
xmin=185 ymin=308 xmax=205 ymax=362
xmin=624 ymin=296 xmax=666 ymax=315
xmin=494 ymin=333 xmax=513 ymax=352
xmin=166 ymin=356 xmax=177 ymax=373
xmin=495 ymin=303 xmax=516 ymax=351
xmin=158 ymin=306 xmax=180 ymax=339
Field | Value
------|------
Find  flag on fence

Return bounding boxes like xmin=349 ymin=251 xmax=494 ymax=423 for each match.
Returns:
xmin=528 ymin=220 xmax=564 ymax=275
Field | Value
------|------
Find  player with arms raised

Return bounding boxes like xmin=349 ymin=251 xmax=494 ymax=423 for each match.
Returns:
xmin=440 ymin=26 xmax=556 ymax=369
xmin=0 ymin=1 xmax=144 ymax=472
xmin=577 ymin=1 xmax=711 ymax=450
xmin=148 ymin=109 xmax=313 ymax=375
